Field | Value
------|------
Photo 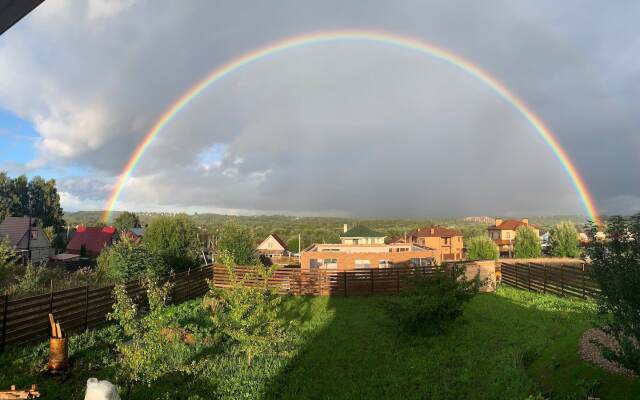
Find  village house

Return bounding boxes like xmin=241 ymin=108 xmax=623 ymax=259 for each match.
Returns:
xmin=407 ymin=226 xmax=464 ymax=261
xmin=66 ymin=226 xmax=117 ymax=258
xmin=340 ymin=224 xmax=385 ymax=245
xmin=0 ymin=216 xmax=52 ymax=263
xmin=300 ymin=243 xmax=438 ymax=271
xmin=487 ymin=218 xmax=540 ymax=257
xmin=256 ymin=233 xmax=290 ymax=257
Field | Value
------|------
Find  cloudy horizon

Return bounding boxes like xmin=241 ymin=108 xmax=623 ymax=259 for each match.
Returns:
xmin=1 ymin=1 xmax=639 ymax=218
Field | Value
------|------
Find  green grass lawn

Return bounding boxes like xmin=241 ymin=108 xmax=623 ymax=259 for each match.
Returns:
xmin=1 ymin=287 xmax=638 ymax=399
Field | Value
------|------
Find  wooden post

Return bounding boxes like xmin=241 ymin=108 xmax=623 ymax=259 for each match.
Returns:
xmin=187 ymin=268 xmax=191 ymax=300
xmin=527 ymin=263 xmax=531 ymax=291
xmin=370 ymin=269 xmax=374 ymax=294
xmin=560 ymin=264 xmax=565 ymax=297
xmin=396 ymin=268 xmax=400 ymax=293
xmin=84 ymin=285 xmax=89 ymax=330
xmin=515 ymin=264 xmax=518 ymax=289
xmin=343 ymin=271 xmax=347 ymax=297
xmin=49 ymin=280 xmax=54 ymax=314
xmin=1 ymin=293 xmax=8 ymax=353
xmin=582 ymin=264 xmax=586 ymax=299
xmin=543 ymin=265 xmax=547 ymax=294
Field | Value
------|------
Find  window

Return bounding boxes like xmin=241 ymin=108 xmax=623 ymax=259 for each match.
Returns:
xmin=355 ymin=259 xmax=370 ymax=268
xmin=379 ymin=260 xmax=392 ymax=268
xmin=30 ymin=230 xmax=37 ymax=239
xmin=310 ymin=259 xmax=323 ymax=269
xmin=443 ymin=237 xmax=450 ymax=245
xmin=352 ymin=239 xmax=359 ymax=244
xmin=323 ymin=258 xmax=337 ymax=269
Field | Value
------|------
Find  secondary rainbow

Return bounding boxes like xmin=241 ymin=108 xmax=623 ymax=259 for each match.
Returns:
xmin=101 ymin=30 xmax=599 ymax=224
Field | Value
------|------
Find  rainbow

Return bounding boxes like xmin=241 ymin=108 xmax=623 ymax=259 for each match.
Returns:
xmin=101 ymin=30 xmax=599 ymax=224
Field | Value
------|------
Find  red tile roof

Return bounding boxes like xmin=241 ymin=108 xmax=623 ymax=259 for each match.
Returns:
xmin=67 ymin=226 xmax=117 ymax=256
xmin=490 ymin=220 xmax=538 ymax=231
xmin=409 ymin=226 xmax=462 ymax=238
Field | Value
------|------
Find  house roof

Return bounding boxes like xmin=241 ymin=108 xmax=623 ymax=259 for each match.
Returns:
xmin=489 ymin=219 xmax=539 ymax=231
xmin=0 ymin=216 xmax=37 ymax=246
xmin=409 ymin=226 xmax=462 ymax=238
xmin=258 ymin=233 xmax=288 ymax=250
xmin=67 ymin=226 xmax=117 ymax=254
xmin=340 ymin=225 xmax=385 ymax=238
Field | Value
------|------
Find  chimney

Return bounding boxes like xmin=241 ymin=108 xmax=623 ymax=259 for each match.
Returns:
xmin=343 ymin=224 xmax=348 ymax=233
xmin=521 ymin=218 xmax=529 ymax=225
xmin=494 ymin=218 xmax=503 ymax=227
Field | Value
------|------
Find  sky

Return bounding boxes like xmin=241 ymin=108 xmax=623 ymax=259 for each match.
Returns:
xmin=0 ymin=0 xmax=639 ymax=218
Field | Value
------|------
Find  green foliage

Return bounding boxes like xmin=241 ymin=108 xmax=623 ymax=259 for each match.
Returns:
xmin=549 ymin=221 xmax=581 ymax=258
xmin=466 ymin=236 xmax=499 ymax=260
xmin=108 ymin=278 xmax=193 ymax=387
xmin=384 ymin=265 xmax=480 ymax=336
xmin=586 ymin=214 xmax=640 ymax=374
xmin=113 ymin=211 xmax=141 ymax=232
xmin=215 ymin=219 xmax=257 ymax=265
xmin=144 ymin=215 xmax=202 ymax=271
xmin=102 ymin=237 xmax=168 ymax=280
xmin=16 ymin=263 xmax=47 ymax=294
xmin=514 ymin=226 xmax=542 ymax=258
xmin=204 ymin=250 xmax=289 ymax=366
xmin=0 ymin=236 xmax=19 ymax=291
xmin=0 ymin=172 xmax=65 ymax=229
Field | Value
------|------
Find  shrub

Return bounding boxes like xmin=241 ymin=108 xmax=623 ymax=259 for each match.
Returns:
xmin=16 ymin=263 xmax=47 ymax=294
xmin=102 ymin=237 xmax=168 ymax=280
xmin=108 ymin=277 xmax=194 ymax=388
xmin=113 ymin=211 xmax=141 ymax=232
xmin=0 ymin=236 xmax=19 ymax=291
xmin=144 ymin=215 xmax=201 ymax=271
xmin=384 ymin=265 xmax=481 ymax=336
xmin=215 ymin=219 xmax=257 ymax=266
xmin=514 ymin=226 xmax=542 ymax=258
xmin=549 ymin=222 xmax=581 ymax=258
xmin=586 ymin=214 xmax=640 ymax=374
xmin=466 ymin=236 xmax=499 ymax=260
xmin=204 ymin=250 xmax=289 ymax=366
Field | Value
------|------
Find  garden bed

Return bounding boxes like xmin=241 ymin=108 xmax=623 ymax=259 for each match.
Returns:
xmin=0 ymin=287 xmax=638 ymax=399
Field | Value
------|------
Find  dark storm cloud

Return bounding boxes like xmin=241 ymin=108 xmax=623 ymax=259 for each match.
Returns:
xmin=0 ymin=0 xmax=637 ymax=216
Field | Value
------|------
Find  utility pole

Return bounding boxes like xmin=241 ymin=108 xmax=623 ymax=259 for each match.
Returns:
xmin=26 ymin=193 xmax=32 ymax=263
xmin=298 ymin=233 xmax=301 ymax=255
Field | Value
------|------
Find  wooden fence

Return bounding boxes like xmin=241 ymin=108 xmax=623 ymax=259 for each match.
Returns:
xmin=212 ymin=265 xmax=439 ymax=296
xmin=500 ymin=262 xmax=599 ymax=299
xmin=0 ymin=265 xmax=213 ymax=351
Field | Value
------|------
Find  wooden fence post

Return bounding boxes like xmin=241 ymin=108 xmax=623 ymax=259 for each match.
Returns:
xmin=396 ymin=268 xmax=400 ymax=293
xmin=84 ymin=285 xmax=89 ymax=330
xmin=370 ymin=269 xmax=374 ymax=294
xmin=560 ymin=264 xmax=565 ymax=297
xmin=343 ymin=272 xmax=347 ymax=297
xmin=48 ymin=280 xmax=54 ymax=314
xmin=187 ymin=268 xmax=191 ymax=300
xmin=515 ymin=264 xmax=518 ymax=288
xmin=582 ymin=264 xmax=586 ymax=299
xmin=543 ymin=265 xmax=547 ymax=294
xmin=1 ymin=293 xmax=8 ymax=353
xmin=527 ymin=263 xmax=531 ymax=291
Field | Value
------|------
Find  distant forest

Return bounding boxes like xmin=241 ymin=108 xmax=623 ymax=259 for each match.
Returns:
xmin=64 ymin=211 xmax=588 ymax=251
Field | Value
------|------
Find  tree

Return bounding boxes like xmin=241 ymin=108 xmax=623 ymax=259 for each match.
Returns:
xmin=113 ymin=211 xmax=141 ymax=232
xmin=0 ymin=236 xmax=19 ymax=291
xmin=466 ymin=236 xmax=499 ymax=260
xmin=215 ymin=219 xmax=257 ymax=265
xmin=102 ymin=237 xmax=168 ymax=280
xmin=0 ymin=173 xmax=64 ymax=229
xmin=514 ymin=226 xmax=542 ymax=258
xmin=549 ymin=222 xmax=581 ymax=258
xmin=144 ymin=215 xmax=201 ymax=271
xmin=586 ymin=214 xmax=640 ymax=374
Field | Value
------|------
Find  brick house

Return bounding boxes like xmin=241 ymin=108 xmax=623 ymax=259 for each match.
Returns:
xmin=407 ymin=226 xmax=464 ymax=261
xmin=487 ymin=218 xmax=540 ymax=257
xmin=339 ymin=225 xmax=386 ymax=245
xmin=300 ymin=243 xmax=437 ymax=271
xmin=0 ymin=216 xmax=52 ymax=263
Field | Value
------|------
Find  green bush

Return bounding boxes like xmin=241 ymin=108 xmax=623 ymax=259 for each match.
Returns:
xmin=385 ymin=265 xmax=480 ymax=336
xmin=514 ymin=226 xmax=542 ymax=258
xmin=102 ymin=237 xmax=168 ymax=280
xmin=204 ymin=250 xmax=290 ymax=366
xmin=466 ymin=236 xmax=499 ymax=260
xmin=0 ymin=236 xmax=19 ymax=291
xmin=16 ymin=263 xmax=47 ymax=294
xmin=144 ymin=215 xmax=201 ymax=271
xmin=586 ymin=214 xmax=640 ymax=374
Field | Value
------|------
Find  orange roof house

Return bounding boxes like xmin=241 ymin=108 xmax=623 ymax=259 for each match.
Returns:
xmin=407 ymin=226 xmax=464 ymax=262
xmin=487 ymin=218 xmax=540 ymax=257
